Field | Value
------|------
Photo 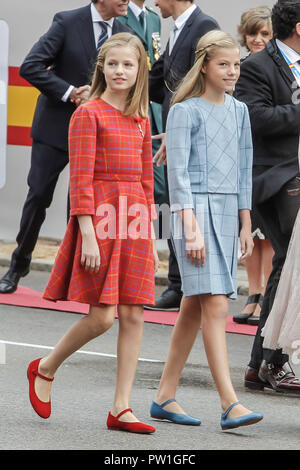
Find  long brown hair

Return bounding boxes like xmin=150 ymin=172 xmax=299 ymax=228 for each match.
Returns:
xmin=89 ymin=32 xmax=149 ymax=118
xmin=171 ymin=30 xmax=239 ymax=106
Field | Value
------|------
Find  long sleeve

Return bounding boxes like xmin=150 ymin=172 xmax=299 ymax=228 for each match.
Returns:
xmin=69 ymin=106 xmax=97 ymax=216
xmin=19 ymin=13 xmax=72 ymax=101
xmin=238 ymin=104 xmax=253 ymax=211
xmin=166 ymin=103 xmax=194 ymax=211
xmin=141 ymin=118 xmax=157 ymax=220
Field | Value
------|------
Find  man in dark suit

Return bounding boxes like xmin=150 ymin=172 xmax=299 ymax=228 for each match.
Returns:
xmin=145 ymin=0 xmax=219 ymax=311
xmin=0 ymin=0 xmax=131 ymax=294
xmin=235 ymin=0 xmax=300 ymax=394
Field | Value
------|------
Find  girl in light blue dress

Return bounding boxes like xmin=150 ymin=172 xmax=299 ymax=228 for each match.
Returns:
xmin=150 ymin=30 xmax=263 ymax=430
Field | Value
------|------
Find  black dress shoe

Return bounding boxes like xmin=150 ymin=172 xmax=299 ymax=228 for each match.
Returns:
xmin=233 ymin=294 xmax=263 ymax=324
xmin=247 ymin=315 xmax=260 ymax=326
xmin=0 ymin=269 xmax=26 ymax=294
xmin=244 ymin=366 xmax=273 ymax=391
xmin=144 ymin=288 xmax=182 ymax=311
xmin=258 ymin=361 xmax=300 ymax=394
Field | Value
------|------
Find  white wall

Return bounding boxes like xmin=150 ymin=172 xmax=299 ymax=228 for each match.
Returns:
xmin=0 ymin=0 xmax=276 ymax=241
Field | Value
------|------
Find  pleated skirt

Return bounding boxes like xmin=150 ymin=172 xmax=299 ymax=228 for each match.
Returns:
xmin=171 ymin=193 xmax=239 ymax=299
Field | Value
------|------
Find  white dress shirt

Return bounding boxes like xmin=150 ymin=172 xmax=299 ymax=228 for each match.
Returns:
xmin=169 ymin=4 xmax=197 ymax=54
xmin=129 ymin=1 xmax=147 ymax=21
xmin=276 ymin=38 xmax=300 ymax=87
xmin=91 ymin=2 xmax=114 ymax=45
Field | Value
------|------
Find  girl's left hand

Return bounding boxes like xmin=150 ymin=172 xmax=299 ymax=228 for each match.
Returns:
xmin=240 ymin=228 xmax=254 ymax=260
xmin=81 ymin=233 xmax=101 ymax=273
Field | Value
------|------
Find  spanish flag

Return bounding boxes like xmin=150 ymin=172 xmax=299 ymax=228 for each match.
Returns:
xmin=7 ymin=66 xmax=40 ymax=146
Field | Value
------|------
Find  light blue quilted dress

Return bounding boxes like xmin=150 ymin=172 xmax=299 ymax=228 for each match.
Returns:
xmin=166 ymin=94 xmax=253 ymax=299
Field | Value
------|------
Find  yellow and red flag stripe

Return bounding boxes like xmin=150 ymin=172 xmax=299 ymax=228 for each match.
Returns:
xmin=7 ymin=66 xmax=40 ymax=146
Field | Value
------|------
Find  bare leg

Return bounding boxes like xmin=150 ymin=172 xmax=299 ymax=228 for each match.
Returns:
xmin=110 ymin=304 xmax=145 ymax=422
xmin=252 ymin=239 xmax=274 ymax=317
xmin=35 ymin=304 xmax=116 ymax=402
xmin=200 ymin=294 xmax=253 ymax=417
xmin=155 ymin=295 xmax=201 ymax=414
xmin=242 ymin=238 xmax=263 ymax=315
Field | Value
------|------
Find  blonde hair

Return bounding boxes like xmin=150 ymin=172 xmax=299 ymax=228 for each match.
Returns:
xmin=238 ymin=6 xmax=272 ymax=49
xmin=171 ymin=30 xmax=239 ymax=107
xmin=89 ymin=32 xmax=149 ymax=118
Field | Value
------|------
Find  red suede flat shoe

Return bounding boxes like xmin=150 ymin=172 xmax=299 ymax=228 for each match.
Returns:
xmin=27 ymin=358 xmax=54 ymax=419
xmin=107 ymin=408 xmax=156 ymax=434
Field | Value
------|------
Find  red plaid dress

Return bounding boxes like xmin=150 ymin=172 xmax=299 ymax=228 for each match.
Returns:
xmin=43 ymin=98 xmax=156 ymax=305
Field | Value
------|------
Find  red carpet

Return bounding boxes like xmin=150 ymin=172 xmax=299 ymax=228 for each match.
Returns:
xmin=0 ymin=286 xmax=257 ymax=336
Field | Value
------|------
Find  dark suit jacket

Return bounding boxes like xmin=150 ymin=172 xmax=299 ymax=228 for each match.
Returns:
xmin=235 ymin=39 xmax=300 ymax=204
xmin=149 ymin=6 xmax=219 ymax=130
xmin=19 ymin=5 xmax=131 ymax=152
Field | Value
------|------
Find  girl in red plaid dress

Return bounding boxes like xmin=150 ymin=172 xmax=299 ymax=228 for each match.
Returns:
xmin=27 ymin=33 xmax=158 ymax=434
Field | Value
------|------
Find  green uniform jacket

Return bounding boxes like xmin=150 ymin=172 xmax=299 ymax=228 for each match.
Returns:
xmin=118 ymin=6 xmax=166 ymax=205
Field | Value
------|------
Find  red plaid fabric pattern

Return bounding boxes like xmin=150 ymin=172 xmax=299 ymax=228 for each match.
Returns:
xmin=43 ymin=98 xmax=156 ymax=305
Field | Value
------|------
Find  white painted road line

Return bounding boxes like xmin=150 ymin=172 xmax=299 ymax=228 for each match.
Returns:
xmin=0 ymin=339 xmax=164 ymax=363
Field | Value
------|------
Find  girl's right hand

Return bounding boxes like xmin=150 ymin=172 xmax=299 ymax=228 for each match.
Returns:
xmin=81 ymin=233 xmax=101 ymax=273
xmin=186 ymin=230 xmax=206 ymax=267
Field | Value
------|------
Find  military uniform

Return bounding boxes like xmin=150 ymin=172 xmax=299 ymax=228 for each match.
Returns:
xmin=118 ymin=4 xmax=166 ymax=206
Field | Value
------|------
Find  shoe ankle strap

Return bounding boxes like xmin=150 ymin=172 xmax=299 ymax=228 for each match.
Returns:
xmin=33 ymin=369 xmax=54 ymax=382
xmin=223 ymin=401 xmax=240 ymax=418
xmin=160 ymin=398 xmax=176 ymax=409
xmin=116 ymin=408 xmax=133 ymax=419
xmin=246 ymin=294 xmax=261 ymax=305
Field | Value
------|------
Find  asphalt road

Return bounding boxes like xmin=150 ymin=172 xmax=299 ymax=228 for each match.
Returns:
xmin=0 ymin=266 xmax=300 ymax=452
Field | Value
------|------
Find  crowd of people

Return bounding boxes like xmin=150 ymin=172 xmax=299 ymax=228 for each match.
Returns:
xmin=1 ymin=0 xmax=300 ymax=435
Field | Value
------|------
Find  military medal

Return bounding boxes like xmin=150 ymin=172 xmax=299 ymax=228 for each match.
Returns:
xmin=152 ymin=32 xmax=161 ymax=61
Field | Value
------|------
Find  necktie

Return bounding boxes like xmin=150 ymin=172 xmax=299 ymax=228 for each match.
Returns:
xmin=168 ymin=25 xmax=178 ymax=54
xmin=97 ymin=21 xmax=108 ymax=52
xmin=139 ymin=11 xmax=146 ymax=34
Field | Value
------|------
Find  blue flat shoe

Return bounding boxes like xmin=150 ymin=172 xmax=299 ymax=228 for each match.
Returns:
xmin=150 ymin=398 xmax=201 ymax=425
xmin=221 ymin=401 xmax=263 ymax=430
